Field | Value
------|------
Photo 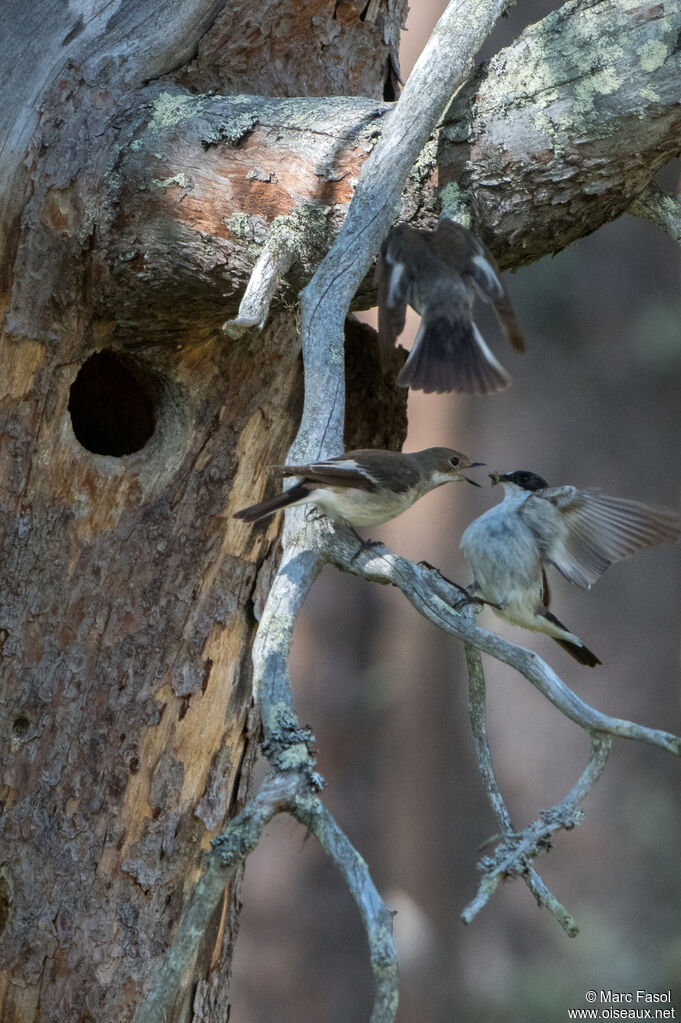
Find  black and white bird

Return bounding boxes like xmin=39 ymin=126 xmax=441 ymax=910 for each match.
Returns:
xmin=459 ymin=470 xmax=681 ymax=666
xmin=374 ymin=218 xmax=525 ymax=395
xmin=234 ymin=447 xmax=482 ymax=527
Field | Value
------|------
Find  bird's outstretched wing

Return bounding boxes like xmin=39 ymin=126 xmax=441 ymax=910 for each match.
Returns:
xmin=374 ymin=229 xmax=420 ymax=363
xmin=521 ymin=485 xmax=681 ymax=589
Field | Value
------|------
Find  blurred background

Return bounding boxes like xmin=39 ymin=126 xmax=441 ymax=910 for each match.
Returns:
xmin=229 ymin=1 xmax=681 ymax=1019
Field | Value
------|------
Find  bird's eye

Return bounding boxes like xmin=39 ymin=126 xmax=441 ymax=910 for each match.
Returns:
xmin=450 ymin=456 xmax=460 ymax=466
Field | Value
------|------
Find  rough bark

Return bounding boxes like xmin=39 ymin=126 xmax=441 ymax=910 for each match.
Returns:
xmin=0 ymin=0 xmax=679 ymax=1019
xmin=0 ymin=303 xmax=305 ymax=1021
xmin=439 ymin=0 xmax=681 ymax=266
xmin=55 ymin=0 xmax=677 ymax=339
xmin=175 ymin=0 xmax=407 ymax=100
xmin=0 ymin=2 xmax=406 ymax=1021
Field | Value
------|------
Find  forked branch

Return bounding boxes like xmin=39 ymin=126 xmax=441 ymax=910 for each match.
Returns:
xmin=328 ymin=532 xmax=681 ymax=756
xmin=132 ymin=760 xmax=398 ymax=1023
xmin=462 ymin=639 xmax=611 ymax=934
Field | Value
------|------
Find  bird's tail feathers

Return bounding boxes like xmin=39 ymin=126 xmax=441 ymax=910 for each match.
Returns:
xmin=233 ymin=484 xmax=310 ymax=522
xmin=543 ymin=610 xmax=601 ymax=667
xmin=396 ymin=315 xmax=511 ymax=395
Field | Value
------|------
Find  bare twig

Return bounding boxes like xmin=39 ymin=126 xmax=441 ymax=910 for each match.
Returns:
xmin=324 ymin=527 xmax=679 ymax=927
xmin=628 ymin=182 xmax=681 ymax=245
xmin=464 ymin=637 xmax=579 ymax=935
xmin=293 ymin=795 xmax=399 ymax=1021
xmin=463 ymin=639 xmax=612 ymax=933
xmin=464 ymin=639 xmax=514 ymax=831
xmin=461 ymin=735 xmax=611 ymax=929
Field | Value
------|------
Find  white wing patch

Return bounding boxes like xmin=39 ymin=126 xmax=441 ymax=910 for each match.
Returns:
xmin=387 ymin=262 xmax=406 ymax=307
xmin=472 ymin=324 xmax=511 ymax=379
xmin=471 ymin=254 xmax=503 ymax=300
xmin=308 ymin=457 xmax=382 ymax=485
xmin=311 ymin=458 xmax=360 ymax=472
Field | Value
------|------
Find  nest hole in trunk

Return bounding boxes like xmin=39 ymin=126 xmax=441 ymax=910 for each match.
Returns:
xmin=68 ymin=350 xmax=157 ymax=456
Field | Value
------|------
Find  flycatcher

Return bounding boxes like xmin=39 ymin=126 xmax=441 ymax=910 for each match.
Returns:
xmin=374 ymin=218 xmax=525 ymax=395
xmin=459 ymin=470 xmax=681 ymax=666
xmin=234 ymin=447 xmax=482 ymax=527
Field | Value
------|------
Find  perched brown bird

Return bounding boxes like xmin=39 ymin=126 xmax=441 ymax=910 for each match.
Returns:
xmin=375 ymin=218 xmax=525 ymax=395
xmin=234 ymin=447 xmax=483 ymax=527
xmin=460 ymin=470 xmax=681 ymax=666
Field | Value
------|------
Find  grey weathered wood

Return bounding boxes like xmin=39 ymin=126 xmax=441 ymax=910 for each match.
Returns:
xmin=629 ymin=182 xmax=681 ymax=244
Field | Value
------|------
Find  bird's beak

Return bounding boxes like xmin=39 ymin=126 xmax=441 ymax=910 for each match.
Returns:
xmin=462 ymin=460 xmax=484 ymax=486
xmin=489 ymin=471 xmax=502 ymax=486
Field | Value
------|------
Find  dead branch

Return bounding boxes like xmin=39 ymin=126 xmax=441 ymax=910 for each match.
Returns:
xmin=629 ymin=182 xmax=681 ymax=245
xmin=328 ymin=532 xmax=681 ymax=758
xmin=462 ymin=638 xmax=612 ymax=933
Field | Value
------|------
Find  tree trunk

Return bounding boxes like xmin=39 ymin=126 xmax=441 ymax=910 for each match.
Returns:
xmin=0 ymin=0 xmax=679 ymax=1017
xmin=0 ymin=2 xmax=406 ymax=1020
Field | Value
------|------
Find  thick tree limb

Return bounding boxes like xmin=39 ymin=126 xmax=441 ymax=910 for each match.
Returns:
xmin=0 ymin=0 xmax=224 ymax=294
xmin=439 ymin=0 xmax=681 ymax=267
xmin=85 ymin=0 xmax=681 ymax=337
